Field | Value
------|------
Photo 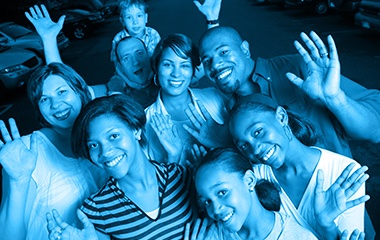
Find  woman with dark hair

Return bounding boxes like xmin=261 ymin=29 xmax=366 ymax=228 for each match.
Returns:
xmin=229 ymin=93 xmax=370 ymax=240
xmin=194 ymin=147 xmax=317 ymax=239
xmin=47 ymin=94 xmax=196 ymax=240
xmin=0 ymin=62 xmax=105 ymax=240
xmin=145 ymin=33 xmax=231 ymax=165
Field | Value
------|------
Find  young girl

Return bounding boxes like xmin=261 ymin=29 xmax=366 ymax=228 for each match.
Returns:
xmin=145 ymin=33 xmax=231 ymax=165
xmin=47 ymin=94 xmax=196 ymax=240
xmin=194 ymin=147 xmax=318 ymax=239
xmin=228 ymin=93 xmax=370 ymax=240
xmin=0 ymin=63 xmax=105 ymax=240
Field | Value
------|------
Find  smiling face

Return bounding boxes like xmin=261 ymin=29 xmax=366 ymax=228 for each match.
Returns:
xmin=199 ymin=28 xmax=250 ymax=94
xmin=157 ymin=47 xmax=193 ymax=97
xmin=229 ymin=107 xmax=289 ymax=168
xmin=120 ymin=4 xmax=147 ymax=38
xmin=195 ymin=164 xmax=252 ymax=233
xmin=86 ymin=114 xmax=142 ymax=179
xmin=38 ymin=75 xmax=82 ymax=130
xmin=117 ymin=37 xmax=152 ymax=88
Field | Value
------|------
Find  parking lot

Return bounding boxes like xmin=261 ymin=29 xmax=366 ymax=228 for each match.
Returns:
xmin=1 ymin=0 xmax=380 ymax=234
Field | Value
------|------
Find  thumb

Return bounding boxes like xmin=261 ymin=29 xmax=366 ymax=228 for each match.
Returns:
xmin=286 ymin=72 xmax=303 ymax=89
xmin=58 ymin=15 xmax=66 ymax=28
xmin=77 ymin=209 xmax=94 ymax=230
xmin=29 ymin=133 xmax=39 ymax=155
xmin=193 ymin=1 xmax=201 ymax=9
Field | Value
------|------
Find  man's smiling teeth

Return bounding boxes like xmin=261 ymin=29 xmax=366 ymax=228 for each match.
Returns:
xmin=105 ymin=155 xmax=123 ymax=167
xmin=221 ymin=212 xmax=233 ymax=222
xmin=216 ymin=68 xmax=232 ymax=81
xmin=54 ymin=109 xmax=70 ymax=119
xmin=263 ymin=146 xmax=275 ymax=161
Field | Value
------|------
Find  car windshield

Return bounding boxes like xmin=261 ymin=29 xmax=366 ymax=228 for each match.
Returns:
xmin=0 ymin=23 xmax=31 ymax=39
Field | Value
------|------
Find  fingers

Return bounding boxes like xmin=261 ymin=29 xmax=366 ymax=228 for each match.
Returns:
xmin=334 ymin=163 xmax=356 ymax=186
xmin=346 ymin=194 xmax=370 ymax=210
xmin=300 ymin=32 xmax=321 ymax=61
xmin=196 ymin=100 xmax=212 ymax=121
xmin=327 ymin=35 xmax=339 ymax=62
xmin=185 ymin=103 xmax=204 ymax=130
xmin=286 ymin=72 xmax=304 ymax=89
xmin=8 ymin=118 xmax=20 ymax=139
xmin=52 ymin=209 xmax=69 ymax=230
xmin=0 ymin=119 xmax=12 ymax=142
xmin=342 ymin=165 xmax=369 ymax=197
xmin=294 ymin=39 xmax=313 ymax=66
xmin=183 ymin=124 xmax=200 ymax=139
xmin=46 ymin=212 xmax=56 ymax=233
xmin=184 ymin=222 xmax=191 ymax=240
xmin=150 ymin=113 xmax=172 ymax=136
xmin=315 ymin=169 xmax=325 ymax=194
xmin=309 ymin=31 xmax=328 ymax=58
xmin=40 ymin=4 xmax=50 ymax=18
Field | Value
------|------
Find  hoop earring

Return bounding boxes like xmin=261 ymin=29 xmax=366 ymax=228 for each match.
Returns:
xmin=154 ymin=74 xmax=159 ymax=86
xmin=283 ymin=125 xmax=293 ymax=141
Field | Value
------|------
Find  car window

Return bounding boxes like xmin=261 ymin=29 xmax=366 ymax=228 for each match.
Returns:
xmin=0 ymin=24 xmax=31 ymax=39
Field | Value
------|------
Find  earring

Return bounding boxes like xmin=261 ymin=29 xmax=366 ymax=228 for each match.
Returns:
xmin=153 ymin=74 xmax=159 ymax=86
xmin=283 ymin=124 xmax=292 ymax=141
xmin=249 ymin=186 xmax=254 ymax=192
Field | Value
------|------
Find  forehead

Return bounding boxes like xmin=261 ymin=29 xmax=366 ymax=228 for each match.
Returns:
xmin=123 ymin=4 xmax=145 ymax=14
xmin=200 ymin=33 xmax=241 ymax=56
xmin=89 ymin=115 xmax=123 ymax=133
xmin=160 ymin=47 xmax=188 ymax=61
xmin=117 ymin=38 xmax=146 ymax=55
xmin=42 ymin=75 xmax=69 ymax=91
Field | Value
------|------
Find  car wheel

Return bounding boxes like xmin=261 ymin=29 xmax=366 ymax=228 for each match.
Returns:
xmin=314 ymin=1 xmax=328 ymax=15
xmin=72 ymin=23 xmax=87 ymax=39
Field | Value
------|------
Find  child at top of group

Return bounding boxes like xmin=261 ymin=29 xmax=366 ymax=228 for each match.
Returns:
xmin=0 ymin=62 xmax=106 ymax=240
xmin=144 ymin=33 xmax=232 ymax=165
xmin=228 ymin=93 xmax=370 ymax=240
xmin=194 ymin=147 xmax=318 ymax=240
xmin=110 ymin=0 xmax=161 ymax=63
xmin=45 ymin=94 xmax=196 ymax=240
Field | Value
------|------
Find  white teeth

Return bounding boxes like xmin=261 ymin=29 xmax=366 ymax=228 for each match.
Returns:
xmin=221 ymin=212 xmax=233 ymax=222
xmin=169 ymin=80 xmax=183 ymax=86
xmin=263 ymin=146 xmax=275 ymax=161
xmin=105 ymin=155 xmax=123 ymax=167
xmin=217 ymin=69 xmax=232 ymax=80
xmin=54 ymin=109 xmax=70 ymax=119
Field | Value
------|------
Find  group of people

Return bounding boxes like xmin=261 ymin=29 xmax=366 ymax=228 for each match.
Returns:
xmin=0 ymin=0 xmax=379 ymax=239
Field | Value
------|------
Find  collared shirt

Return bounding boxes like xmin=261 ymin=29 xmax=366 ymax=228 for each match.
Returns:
xmin=110 ymin=26 xmax=161 ymax=62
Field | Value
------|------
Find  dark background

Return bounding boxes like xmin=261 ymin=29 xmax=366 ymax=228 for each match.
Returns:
xmin=1 ymin=0 xmax=379 ymax=236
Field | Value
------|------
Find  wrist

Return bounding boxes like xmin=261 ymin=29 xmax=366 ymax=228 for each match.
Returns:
xmin=206 ymin=19 xmax=219 ymax=26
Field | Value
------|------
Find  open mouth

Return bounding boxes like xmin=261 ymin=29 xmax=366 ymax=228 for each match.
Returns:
xmin=54 ymin=109 xmax=70 ymax=120
xmin=134 ymin=68 xmax=143 ymax=76
xmin=262 ymin=146 xmax=275 ymax=162
xmin=104 ymin=154 xmax=123 ymax=167
xmin=168 ymin=80 xmax=184 ymax=87
xmin=214 ymin=67 xmax=232 ymax=82
xmin=220 ymin=212 xmax=234 ymax=222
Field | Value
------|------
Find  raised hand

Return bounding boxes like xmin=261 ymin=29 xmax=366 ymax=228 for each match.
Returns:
xmin=25 ymin=4 xmax=65 ymax=42
xmin=314 ymin=163 xmax=370 ymax=229
xmin=193 ymin=0 xmax=222 ymax=21
xmin=184 ymin=100 xmax=229 ymax=149
xmin=186 ymin=144 xmax=208 ymax=173
xmin=150 ymin=113 xmax=183 ymax=163
xmin=286 ymin=31 xmax=343 ymax=105
xmin=46 ymin=209 xmax=99 ymax=240
xmin=0 ymin=118 xmax=38 ymax=182
xmin=340 ymin=229 xmax=365 ymax=240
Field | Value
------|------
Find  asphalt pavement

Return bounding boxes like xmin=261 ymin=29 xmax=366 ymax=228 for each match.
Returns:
xmin=1 ymin=0 xmax=379 ymax=235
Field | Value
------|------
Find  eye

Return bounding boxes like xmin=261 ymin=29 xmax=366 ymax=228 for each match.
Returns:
xmin=39 ymin=97 xmax=48 ymax=104
xmin=58 ymin=89 xmax=67 ymax=95
xmin=239 ymin=143 xmax=248 ymax=150
xmin=110 ymin=133 xmax=120 ymax=140
xmin=87 ymin=142 xmax=98 ymax=149
xmin=220 ymin=50 xmax=229 ymax=55
xmin=138 ymin=14 xmax=143 ymax=18
xmin=181 ymin=63 xmax=191 ymax=68
xmin=122 ymin=55 xmax=130 ymax=62
xmin=137 ymin=50 xmax=144 ymax=56
xmin=218 ymin=190 xmax=227 ymax=196
xmin=254 ymin=128 xmax=263 ymax=137
xmin=204 ymin=199 xmax=211 ymax=206
xmin=202 ymin=58 xmax=210 ymax=66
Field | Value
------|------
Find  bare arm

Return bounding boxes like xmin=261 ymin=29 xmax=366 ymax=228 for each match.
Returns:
xmin=25 ymin=4 xmax=64 ymax=63
xmin=286 ymin=31 xmax=380 ymax=143
xmin=0 ymin=119 xmax=38 ymax=240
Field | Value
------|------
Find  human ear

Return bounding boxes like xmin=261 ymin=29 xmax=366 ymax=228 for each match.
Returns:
xmin=119 ymin=16 xmax=125 ymax=27
xmin=240 ymin=40 xmax=251 ymax=58
xmin=244 ymin=170 xmax=256 ymax=192
xmin=134 ymin=129 xmax=142 ymax=141
xmin=275 ymin=106 xmax=289 ymax=126
xmin=145 ymin=13 xmax=148 ymax=24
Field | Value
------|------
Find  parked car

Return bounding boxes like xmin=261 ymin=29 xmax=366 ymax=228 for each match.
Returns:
xmin=60 ymin=0 xmax=112 ymax=18
xmin=332 ymin=0 xmax=361 ymax=17
xmin=285 ymin=0 xmax=332 ymax=15
xmin=355 ymin=0 xmax=380 ymax=32
xmin=0 ymin=46 xmax=43 ymax=94
xmin=49 ymin=8 xmax=105 ymax=40
xmin=0 ymin=22 xmax=69 ymax=57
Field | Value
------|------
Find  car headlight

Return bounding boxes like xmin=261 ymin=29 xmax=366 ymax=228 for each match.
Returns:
xmin=0 ymin=65 xmax=22 ymax=74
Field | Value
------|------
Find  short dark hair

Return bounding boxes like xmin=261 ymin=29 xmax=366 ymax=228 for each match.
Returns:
xmin=27 ymin=62 xmax=92 ymax=128
xmin=199 ymin=147 xmax=281 ymax=211
xmin=151 ymin=33 xmax=200 ymax=77
xmin=71 ymin=94 xmax=147 ymax=161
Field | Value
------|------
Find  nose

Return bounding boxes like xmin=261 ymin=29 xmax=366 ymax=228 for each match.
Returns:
xmin=170 ymin=66 xmax=180 ymax=78
xmin=211 ymin=202 xmax=223 ymax=217
xmin=100 ymin=142 xmax=114 ymax=158
xmin=132 ymin=16 xmax=138 ymax=25
xmin=50 ymin=97 xmax=62 ymax=109
xmin=210 ymin=55 xmax=223 ymax=72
